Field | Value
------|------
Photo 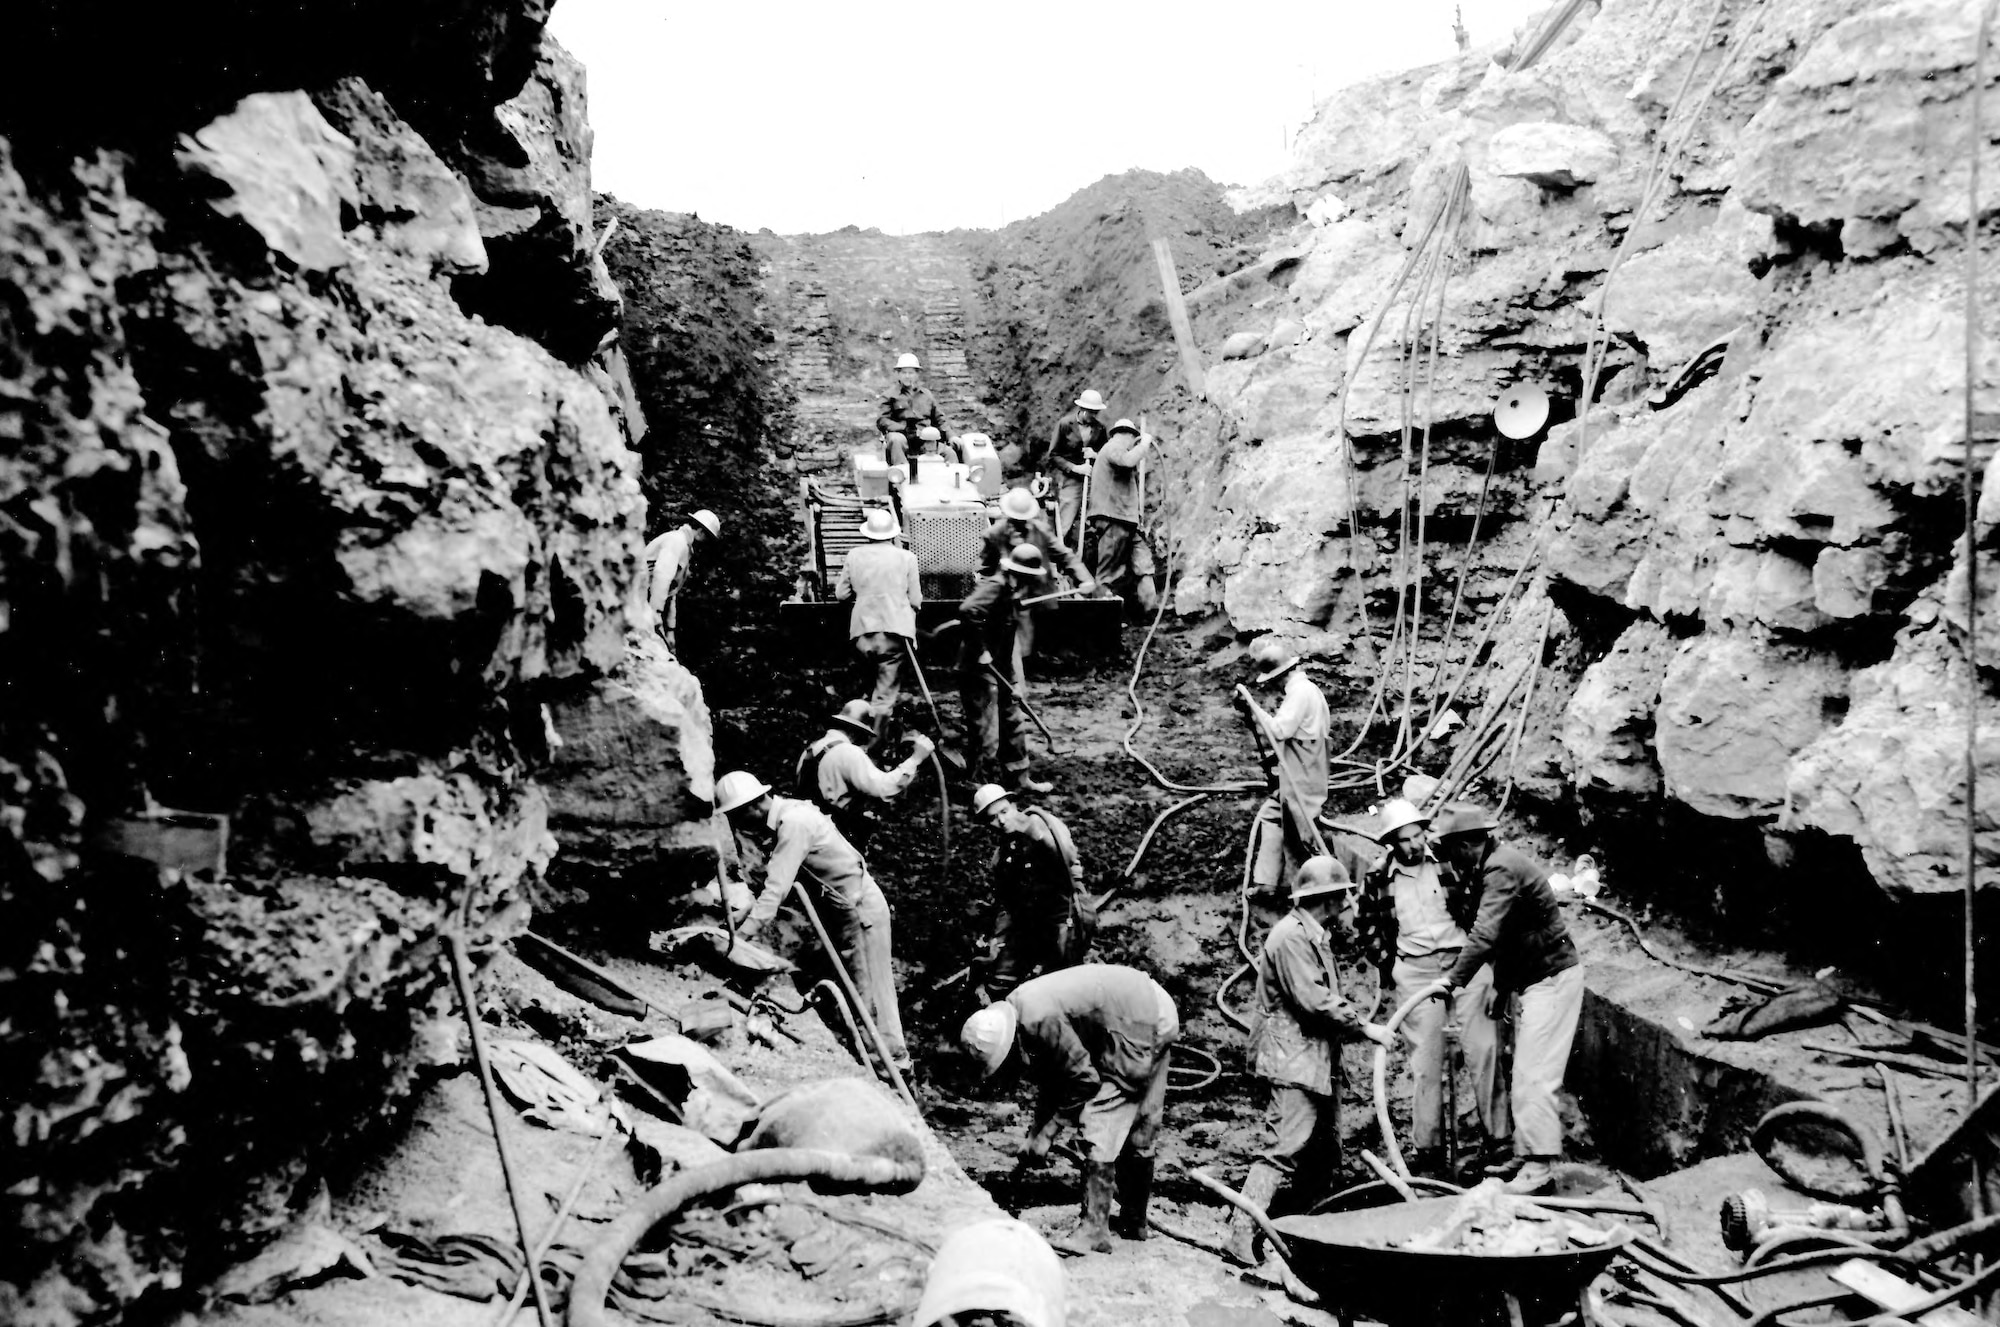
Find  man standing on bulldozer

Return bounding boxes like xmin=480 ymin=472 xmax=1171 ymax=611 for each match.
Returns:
xmin=1038 ymin=388 xmax=1109 ymax=546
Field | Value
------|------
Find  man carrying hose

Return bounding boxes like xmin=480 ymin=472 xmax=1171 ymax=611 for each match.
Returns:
xmin=958 ymin=543 xmax=1054 ymax=793
xmin=1358 ymin=798 xmax=1506 ymax=1180
xmin=834 ymin=508 xmax=923 ymax=739
xmin=970 ymin=783 xmax=1090 ymax=999
xmin=1086 ymin=419 xmax=1156 ymax=615
xmin=795 ymin=700 xmax=934 ymax=852
xmin=1226 ymin=855 xmax=1392 ymax=1267
xmin=1423 ymin=802 xmax=1583 ymax=1195
xmin=1235 ymin=639 xmax=1334 ymax=899
xmin=979 ymin=487 xmax=1093 ymax=673
xmin=717 ymin=769 xmax=911 ymax=1074
xmin=960 ymin=964 xmax=1178 ymax=1255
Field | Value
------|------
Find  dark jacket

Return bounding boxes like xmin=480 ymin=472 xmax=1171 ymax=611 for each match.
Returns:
xmin=1357 ymin=848 xmax=1479 ymax=975
xmin=957 ymin=575 xmax=1021 ymax=673
xmin=1445 ymin=841 xmax=1580 ymax=995
xmin=1041 ymin=413 xmax=1107 ymax=479
xmin=978 ymin=517 xmax=1088 ymax=581
xmin=994 ymin=808 xmax=1081 ymax=919
xmin=1009 ymin=964 xmax=1177 ymax=1115
xmin=878 ymin=387 xmax=945 ymax=441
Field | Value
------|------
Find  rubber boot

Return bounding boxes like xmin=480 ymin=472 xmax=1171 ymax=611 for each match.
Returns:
xmin=1052 ymin=1162 xmax=1116 ymax=1255
xmin=1223 ymin=1163 xmax=1283 ymax=1267
xmin=1111 ymin=1154 xmax=1155 ymax=1241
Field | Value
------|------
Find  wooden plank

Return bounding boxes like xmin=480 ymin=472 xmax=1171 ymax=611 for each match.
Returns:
xmin=1151 ymin=237 xmax=1207 ymax=401
xmin=1830 ymin=1258 xmax=1982 ymax=1326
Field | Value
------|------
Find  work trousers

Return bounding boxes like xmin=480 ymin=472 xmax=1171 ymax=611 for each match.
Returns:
xmin=1392 ymin=952 xmax=1506 ymax=1152
xmin=824 ymin=878 xmax=907 ymax=1061
xmin=1259 ymin=1082 xmax=1342 ymax=1209
xmin=851 ymin=632 xmax=906 ymax=728
xmin=1079 ymin=1030 xmax=1177 ymax=1164
xmin=1511 ymin=962 xmax=1585 ymax=1158
xmin=1250 ymin=794 xmax=1326 ymax=892
xmin=988 ymin=905 xmax=1074 ymax=998
xmin=1052 ymin=474 xmax=1086 ymax=546
xmin=960 ymin=662 xmax=1030 ymax=779
xmin=1089 ymin=517 xmax=1134 ymax=594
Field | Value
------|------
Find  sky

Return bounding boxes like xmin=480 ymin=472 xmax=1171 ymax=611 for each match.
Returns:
xmin=547 ymin=0 xmax=1552 ymax=236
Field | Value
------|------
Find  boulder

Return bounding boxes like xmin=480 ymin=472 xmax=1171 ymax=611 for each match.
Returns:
xmin=1656 ymin=634 xmax=1849 ymax=819
xmin=1561 ymin=620 xmax=1675 ymax=799
xmin=744 ymin=1078 xmax=926 ymax=1181
xmin=176 ymin=92 xmax=356 ymax=272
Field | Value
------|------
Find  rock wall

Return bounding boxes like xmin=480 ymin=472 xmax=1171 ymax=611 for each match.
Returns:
xmin=1089 ymin=0 xmax=1998 ymax=917
xmin=0 ymin=7 xmax=714 ymax=1321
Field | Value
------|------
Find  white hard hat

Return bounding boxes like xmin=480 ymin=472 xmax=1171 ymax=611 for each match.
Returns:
xmin=1374 ymin=798 xmax=1430 ymax=843
xmin=896 ymin=353 xmax=921 ymax=371
xmin=1108 ymin=418 xmax=1139 ymax=437
xmin=971 ymin=784 xmax=1013 ymax=816
xmin=960 ymin=1001 xmax=1020 ymax=1076
xmin=916 ymin=426 xmax=942 ymax=443
xmin=714 ymin=770 xmax=772 ymax=816
xmin=999 ymin=488 xmax=1039 ymax=522
xmin=1075 ymin=389 xmax=1106 ymax=411
xmin=691 ymin=509 xmax=721 ymax=538
xmin=861 ymin=508 xmax=900 ymax=540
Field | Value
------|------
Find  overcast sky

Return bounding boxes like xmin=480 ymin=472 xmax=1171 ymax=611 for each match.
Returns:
xmin=548 ymin=0 xmax=1551 ymax=236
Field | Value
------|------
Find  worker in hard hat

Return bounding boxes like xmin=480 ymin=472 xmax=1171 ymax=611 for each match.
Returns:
xmin=795 ymin=701 xmax=935 ymax=851
xmin=878 ymin=353 xmax=948 ymax=471
xmin=1424 ymin=802 xmax=1582 ymax=1195
xmin=1233 ymin=640 xmax=1334 ymax=900
xmin=979 ymin=487 xmax=1094 ymax=672
xmin=834 ymin=508 xmax=923 ymax=735
xmin=958 ymin=543 xmax=1053 ymax=792
xmin=716 ymin=769 xmax=910 ymax=1071
xmin=644 ymin=509 xmax=720 ymax=655
xmin=1357 ymin=798 xmax=1504 ymax=1180
xmin=960 ymin=964 xmax=1178 ymax=1255
xmin=1225 ymin=856 xmax=1392 ymax=1266
xmin=1086 ymin=419 xmax=1156 ymax=615
xmin=970 ymin=784 xmax=1090 ymax=999
xmin=1038 ymin=388 xmax=1108 ymax=546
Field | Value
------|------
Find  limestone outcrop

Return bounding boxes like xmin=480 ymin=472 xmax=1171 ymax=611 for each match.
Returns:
xmin=0 ymin=6 xmax=713 ymax=1320
xmin=1106 ymin=0 xmax=1998 ymax=904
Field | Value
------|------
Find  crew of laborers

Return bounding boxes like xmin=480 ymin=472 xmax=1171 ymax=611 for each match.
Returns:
xmin=644 ymin=508 xmax=720 ymax=655
xmin=834 ymin=507 xmax=923 ymax=737
xmin=659 ymin=349 xmax=1592 ymax=1284
xmin=794 ymin=700 xmax=934 ymax=851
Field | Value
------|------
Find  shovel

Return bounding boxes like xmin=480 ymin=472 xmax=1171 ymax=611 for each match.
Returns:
xmin=982 ymin=660 xmax=1059 ymax=753
xmin=903 ymin=637 xmax=965 ymax=772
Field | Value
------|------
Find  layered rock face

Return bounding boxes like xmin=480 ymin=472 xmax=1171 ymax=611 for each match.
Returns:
xmin=1121 ymin=0 xmax=1997 ymax=906
xmin=0 ymin=9 xmax=714 ymax=1321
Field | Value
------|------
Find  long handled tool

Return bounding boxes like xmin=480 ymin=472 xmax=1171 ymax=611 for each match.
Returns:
xmin=902 ymin=637 xmax=965 ymax=775
xmin=983 ymin=659 xmax=1058 ymax=753
xmin=1019 ymin=586 xmax=1095 ymax=608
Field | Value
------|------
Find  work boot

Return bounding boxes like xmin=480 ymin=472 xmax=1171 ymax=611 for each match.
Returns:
xmin=1016 ymin=773 xmax=1055 ymax=794
xmin=1053 ymin=1162 xmax=1116 ymax=1255
xmin=1110 ymin=1154 xmax=1155 ymax=1241
xmin=1504 ymin=1158 xmax=1557 ymax=1194
xmin=1223 ymin=1163 xmax=1283 ymax=1267
xmin=1408 ymin=1146 xmax=1447 ymax=1181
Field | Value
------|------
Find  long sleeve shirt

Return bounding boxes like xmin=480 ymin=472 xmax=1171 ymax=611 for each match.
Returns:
xmin=1250 ymin=909 xmax=1366 ymax=1094
xmin=1008 ymin=964 xmax=1178 ymax=1118
xmin=1359 ymin=849 xmax=1473 ymax=971
xmin=745 ymin=796 xmax=871 ymax=926
xmin=1041 ymin=413 xmax=1107 ymax=479
xmin=1250 ymin=670 xmax=1331 ymax=820
xmin=957 ymin=575 xmax=1021 ymax=673
xmin=993 ymin=809 xmax=1080 ymax=918
xmin=835 ymin=541 xmax=923 ymax=639
xmin=645 ymin=527 xmax=694 ymax=614
xmin=978 ymin=517 xmax=1088 ymax=581
xmin=877 ymin=387 xmax=945 ymax=440
xmin=800 ymin=733 xmax=922 ymax=810
xmin=1085 ymin=432 xmax=1149 ymax=526
xmin=1445 ymin=841 xmax=1581 ymax=995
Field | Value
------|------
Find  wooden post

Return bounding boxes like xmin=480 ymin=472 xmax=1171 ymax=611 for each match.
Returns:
xmin=1151 ymin=237 xmax=1206 ymax=401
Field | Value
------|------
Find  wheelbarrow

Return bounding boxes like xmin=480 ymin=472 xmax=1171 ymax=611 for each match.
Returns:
xmin=1272 ymin=1194 xmax=1633 ymax=1326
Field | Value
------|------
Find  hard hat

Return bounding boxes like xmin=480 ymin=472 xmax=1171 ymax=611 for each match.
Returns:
xmin=1107 ymin=417 xmax=1139 ymax=438
xmin=971 ymin=783 xmax=1013 ymax=816
xmin=1432 ymin=802 xmax=1501 ymax=838
xmin=911 ymin=1217 xmax=1064 ymax=1327
xmin=999 ymin=488 xmax=1039 ymax=522
xmin=960 ymin=1001 xmax=1020 ymax=1076
xmin=829 ymin=700 xmax=877 ymax=740
xmin=999 ymin=543 xmax=1047 ymax=578
xmin=714 ymin=770 xmax=772 ymax=816
xmin=1075 ymin=389 xmax=1106 ymax=411
xmin=860 ymin=508 xmax=900 ymax=540
xmin=896 ymin=353 xmax=921 ymax=371
xmin=1250 ymin=638 xmax=1300 ymax=684
xmin=691 ymin=509 xmax=721 ymax=538
xmin=1374 ymin=798 xmax=1430 ymax=843
xmin=1493 ymin=382 xmax=1551 ymax=439
xmin=1291 ymin=854 xmax=1356 ymax=902
xmin=916 ymin=426 xmax=942 ymax=443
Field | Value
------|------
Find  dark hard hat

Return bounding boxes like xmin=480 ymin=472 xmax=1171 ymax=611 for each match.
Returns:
xmin=1433 ymin=802 xmax=1500 ymax=838
xmin=829 ymin=700 xmax=877 ymax=739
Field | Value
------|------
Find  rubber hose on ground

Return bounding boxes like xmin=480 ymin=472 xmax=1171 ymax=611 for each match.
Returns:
xmin=568 ymin=1148 xmax=924 ymax=1327
xmin=1214 ymin=963 xmax=1252 ymax=1031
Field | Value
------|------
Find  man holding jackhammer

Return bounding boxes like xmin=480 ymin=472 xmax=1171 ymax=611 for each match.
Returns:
xmin=1421 ymin=802 xmax=1583 ymax=1195
xmin=1226 ymin=855 xmax=1392 ymax=1266
xmin=1358 ymin=798 xmax=1506 ymax=1180
xmin=717 ymin=769 xmax=911 ymax=1074
xmin=1234 ymin=639 xmax=1341 ymax=898
xmin=959 ymin=543 xmax=1054 ymax=792
xmin=980 ymin=487 xmax=1094 ymax=673
xmin=969 ymin=783 xmax=1090 ymax=999
xmin=960 ymin=964 xmax=1178 ymax=1255
xmin=795 ymin=700 xmax=934 ymax=852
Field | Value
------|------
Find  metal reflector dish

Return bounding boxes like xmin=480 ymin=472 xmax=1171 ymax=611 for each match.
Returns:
xmin=1493 ymin=382 xmax=1552 ymax=439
